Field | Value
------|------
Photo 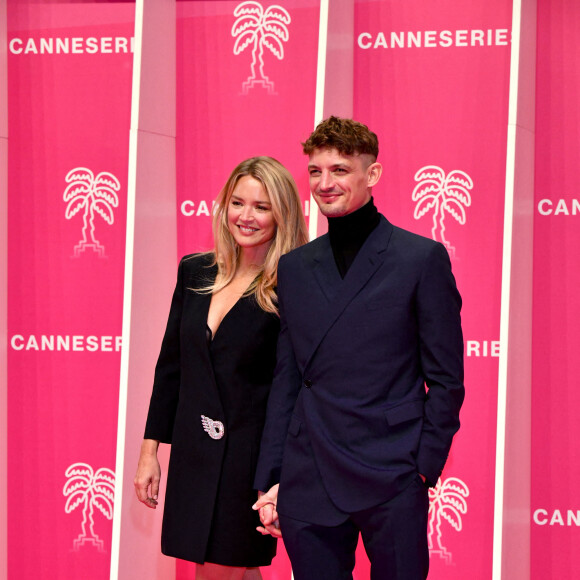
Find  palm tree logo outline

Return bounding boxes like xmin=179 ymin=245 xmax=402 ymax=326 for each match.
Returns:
xmin=427 ymin=476 xmax=470 ymax=564
xmin=63 ymin=462 xmax=116 ymax=552
xmin=63 ymin=167 xmax=120 ymax=258
xmin=232 ymin=1 xmax=291 ymax=95
xmin=412 ymin=165 xmax=473 ymax=258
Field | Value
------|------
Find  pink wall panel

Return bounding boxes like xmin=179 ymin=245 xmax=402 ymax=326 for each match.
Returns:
xmin=531 ymin=1 xmax=580 ymax=577
xmin=174 ymin=2 xmax=319 ymax=578
xmin=1 ymin=0 xmax=8 ymax=577
xmin=353 ymin=1 xmax=512 ymax=577
xmin=175 ymin=0 xmax=319 ymax=259
xmin=112 ymin=2 xmax=178 ymax=578
xmin=6 ymin=3 xmax=133 ymax=577
xmin=4 ymin=1 xmax=579 ymax=578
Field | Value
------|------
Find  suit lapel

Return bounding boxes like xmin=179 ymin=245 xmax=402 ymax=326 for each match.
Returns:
xmin=303 ymin=217 xmax=394 ymax=371
xmin=311 ymin=237 xmax=342 ymax=303
xmin=186 ymin=261 xmax=226 ymax=415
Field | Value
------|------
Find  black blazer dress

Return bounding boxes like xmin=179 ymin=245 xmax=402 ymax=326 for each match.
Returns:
xmin=144 ymin=254 xmax=278 ymax=566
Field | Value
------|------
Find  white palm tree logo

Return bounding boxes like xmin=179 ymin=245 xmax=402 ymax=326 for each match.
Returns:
xmin=412 ymin=165 xmax=473 ymax=258
xmin=63 ymin=462 xmax=115 ymax=552
xmin=427 ymin=476 xmax=470 ymax=564
xmin=232 ymin=1 xmax=291 ymax=94
xmin=63 ymin=167 xmax=120 ymax=257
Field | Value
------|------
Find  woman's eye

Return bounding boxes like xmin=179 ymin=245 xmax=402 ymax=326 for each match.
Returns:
xmin=231 ymin=200 xmax=242 ymax=207
xmin=257 ymin=205 xmax=270 ymax=211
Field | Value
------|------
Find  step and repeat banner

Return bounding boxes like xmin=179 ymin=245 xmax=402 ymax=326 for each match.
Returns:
xmin=351 ymin=1 xmax=511 ymax=577
xmin=531 ymin=1 xmax=580 ymax=578
xmin=7 ymin=2 xmax=134 ymax=579
xmin=173 ymin=2 xmax=319 ymax=577
xmin=4 ymin=0 xmax=579 ymax=579
xmin=175 ymin=0 xmax=317 ymax=256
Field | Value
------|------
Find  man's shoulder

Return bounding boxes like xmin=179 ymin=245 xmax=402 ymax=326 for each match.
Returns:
xmin=391 ymin=224 xmax=437 ymax=247
xmin=373 ymin=216 xmax=451 ymax=267
xmin=381 ymin=216 xmax=441 ymax=251
xmin=280 ymin=235 xmax=328 ymax=265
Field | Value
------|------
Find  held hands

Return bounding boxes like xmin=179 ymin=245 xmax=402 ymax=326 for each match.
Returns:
xmin=134 ymin=439 xmax=161 ymax=509
xmin=252 ymin=484 xmax=282 ymax=538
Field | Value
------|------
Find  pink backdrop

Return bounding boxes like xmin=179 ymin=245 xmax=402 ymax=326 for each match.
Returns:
xmin=175 ymin=0 xmax=317 ymax=258
xmin=4 ymin=0 xmax=580 ymax=579
xmin=351 ymin=1 xmax=511 ymax=577
xmin=7 ymin=3 xmax=133 ymax=578
xmin=531 ymin=0 xmax=580 ymax=577
xmin=174 ymin=2 xmax=318 ymax=576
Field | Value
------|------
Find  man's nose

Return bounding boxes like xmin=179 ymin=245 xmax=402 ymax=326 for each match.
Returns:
xmin=318 ymin=171 xmax=334 ymax=191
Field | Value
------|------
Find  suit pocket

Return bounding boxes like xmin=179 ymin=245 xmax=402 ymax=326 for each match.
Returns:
xmin=288 ymin=415 xmax=301 ymax=437
xmin=384 ymin=398 xmax=424 ymax=426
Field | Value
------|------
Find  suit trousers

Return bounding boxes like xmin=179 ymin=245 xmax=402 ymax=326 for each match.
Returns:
xmin=279 ymin=475 xmax=429 ymax=580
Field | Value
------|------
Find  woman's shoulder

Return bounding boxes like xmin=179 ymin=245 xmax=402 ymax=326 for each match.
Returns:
xmin=180 ymin=252 xmax=217 ymax=285
xmin=181 ymin=252 xmax=214 ymax=267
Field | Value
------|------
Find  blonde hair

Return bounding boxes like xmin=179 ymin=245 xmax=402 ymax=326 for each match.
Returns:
xmin=199 ymin=156 xmax=308 ymax=315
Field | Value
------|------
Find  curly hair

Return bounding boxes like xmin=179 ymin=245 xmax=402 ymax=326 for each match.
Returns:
xmin=302 ymin=116 xmax=379 ymax=160
xmin=197 ymin=156 xmax=308 ymax=315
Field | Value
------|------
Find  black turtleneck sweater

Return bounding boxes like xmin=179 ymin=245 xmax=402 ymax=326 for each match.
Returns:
xmin=328 ymin=198 xmax=380 ymax=279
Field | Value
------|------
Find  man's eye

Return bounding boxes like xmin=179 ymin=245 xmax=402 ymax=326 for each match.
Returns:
xmin=334 ymin=168 xmax=347 ymax=174
xmin=309 ymin=170 xmax=321 ymax=177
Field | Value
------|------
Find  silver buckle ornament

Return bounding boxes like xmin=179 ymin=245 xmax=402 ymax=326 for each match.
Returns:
xmin=201 ymin=415 xmax=225 ymax=440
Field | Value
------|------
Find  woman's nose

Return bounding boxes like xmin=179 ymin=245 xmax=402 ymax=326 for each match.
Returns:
xmin=240 ymin=206 xmax=253 ymax=221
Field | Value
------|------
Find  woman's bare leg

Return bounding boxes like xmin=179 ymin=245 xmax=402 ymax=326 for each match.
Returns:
xmin=196 ymin=563 xmax=261 ymax=580
xmin=243 ymin=568 xmax=262 ymax=580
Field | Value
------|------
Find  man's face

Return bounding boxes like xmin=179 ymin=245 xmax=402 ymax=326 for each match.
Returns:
xmin=308 ymin=147 xmax=382 ymax=218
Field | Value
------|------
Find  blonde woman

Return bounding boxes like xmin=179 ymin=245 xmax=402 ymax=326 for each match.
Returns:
xmin=135 ymin=157 xmax=308 ymax=579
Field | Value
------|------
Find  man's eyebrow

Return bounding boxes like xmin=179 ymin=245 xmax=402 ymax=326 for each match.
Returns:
xmin=308 ymin=162 xmax=350 ymax=169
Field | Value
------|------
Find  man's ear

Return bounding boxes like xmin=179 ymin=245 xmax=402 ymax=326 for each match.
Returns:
xmin=367 ymin=162 xmax=382 ymax=187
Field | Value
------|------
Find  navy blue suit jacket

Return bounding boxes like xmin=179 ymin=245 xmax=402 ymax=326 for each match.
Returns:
xmin=254 ymin=216 xmax=464 ymax=525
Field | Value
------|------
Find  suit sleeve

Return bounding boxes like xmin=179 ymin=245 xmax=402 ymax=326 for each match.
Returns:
xmin=415 ymin=243 xmax=465 ymax=485
xmin=143 ymin=256 xmax=186 ymax=443
xmin=254 ymin=257 xmax=302 ymax=491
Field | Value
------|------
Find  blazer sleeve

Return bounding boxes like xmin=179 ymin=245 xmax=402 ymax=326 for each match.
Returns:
xmin=415 ymin=242 xmax=465 ymax=485
xmin=143 ymin=256 xmax=186 ymax=443
xmin=254 ymin=258 xmax=302 ymax=491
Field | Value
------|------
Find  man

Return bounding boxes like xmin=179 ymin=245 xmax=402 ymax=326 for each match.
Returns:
xmin=253 ymin=117 xmax=464 ymax=579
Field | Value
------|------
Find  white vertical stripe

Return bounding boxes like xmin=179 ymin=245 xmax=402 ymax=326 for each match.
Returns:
xmin=109 ymin=1 xmax=143 ymax=578
xmin=308 ymin=0 xmax=329 ymax=241
xmin=493 ymin=0 xmax=522 ymax=577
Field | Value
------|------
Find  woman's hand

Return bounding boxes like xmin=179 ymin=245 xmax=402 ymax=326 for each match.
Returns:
xmin=253 ymin=484 xmax=282 ymax=537
xmin=134 ymin=439 xmax=161 ymax=509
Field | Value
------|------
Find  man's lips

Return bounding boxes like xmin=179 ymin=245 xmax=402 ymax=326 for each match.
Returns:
xmin=316 ymin=192 xmax=342 ymax=202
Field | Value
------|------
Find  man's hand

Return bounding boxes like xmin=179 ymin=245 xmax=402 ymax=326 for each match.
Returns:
xmin=253 ymin=484 xmax=282 ymax=538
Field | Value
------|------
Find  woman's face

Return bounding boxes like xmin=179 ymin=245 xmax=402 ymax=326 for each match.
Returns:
xmin=227 ymin=175 xmax=276 ymax=257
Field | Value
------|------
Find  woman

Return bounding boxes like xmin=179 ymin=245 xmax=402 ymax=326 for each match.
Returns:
xmin=134 ymin=157 xmax=308 ymax=580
